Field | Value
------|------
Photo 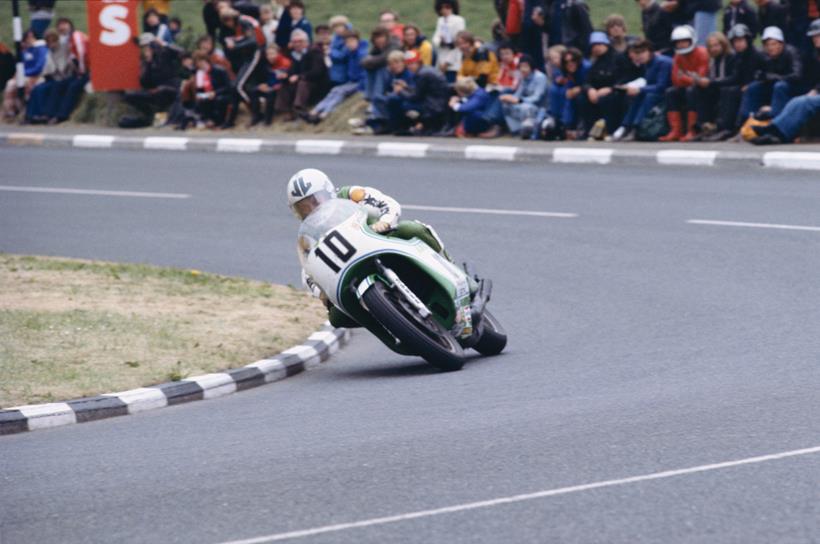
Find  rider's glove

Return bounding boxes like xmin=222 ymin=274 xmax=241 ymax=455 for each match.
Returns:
xmin=372 ymin=221 xmax=393 ymax=233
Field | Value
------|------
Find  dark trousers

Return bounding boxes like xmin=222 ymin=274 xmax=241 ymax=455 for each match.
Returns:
xmin=124 ymin=87 xmax=178 ymax=119
xmin=250 ymin=88 xmax=277 ymax=124
xmin=580 ymin=91 xmax=624 ymax=135
xmin=195 ymin=96 xmax=229 ymax=125
xmin=665 ymin=86 xmax=697 ymax=113
xmin=275 ymin=80 xmax=321 ymax=116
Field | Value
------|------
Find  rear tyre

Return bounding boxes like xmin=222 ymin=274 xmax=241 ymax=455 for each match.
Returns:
xmin=362 ymin=281 xmax=465 ymax=371
xmin=474 ymin=309 xmax=507 ymax=356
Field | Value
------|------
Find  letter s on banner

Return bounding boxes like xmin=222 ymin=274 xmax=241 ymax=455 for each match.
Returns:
xmin=86 ymin=0 xmax=141 ymax=91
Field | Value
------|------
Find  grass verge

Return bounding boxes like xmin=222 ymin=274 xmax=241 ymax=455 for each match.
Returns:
xmin=0 ymin=253 xmax=326 ymax=408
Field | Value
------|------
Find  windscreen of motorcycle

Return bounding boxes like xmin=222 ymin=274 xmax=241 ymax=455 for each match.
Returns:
xmin=297 ymin=199 xmax=365 ymax=268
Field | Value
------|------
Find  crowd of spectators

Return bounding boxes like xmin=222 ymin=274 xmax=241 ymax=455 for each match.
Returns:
xmin=1 ymin=0 xmax=818 ymax=144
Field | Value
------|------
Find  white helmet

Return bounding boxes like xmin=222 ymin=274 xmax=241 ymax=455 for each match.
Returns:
xmin=671 ymin=25 xmax=696 ymax=55
xmin=287 ymin=168 xmax=336 ymax=220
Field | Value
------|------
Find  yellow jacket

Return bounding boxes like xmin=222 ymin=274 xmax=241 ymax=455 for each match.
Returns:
xmin=142 ymin=0 xmax=171 ymax=15
xmin=458 ymin=45 xmax=499 ymax=87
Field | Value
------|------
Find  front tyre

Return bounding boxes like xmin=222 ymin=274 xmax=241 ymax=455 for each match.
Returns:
xmin=362 ymin=281 xmax=465 ymax=371
xmin=474 ymin=309 xmax=507 ymax=356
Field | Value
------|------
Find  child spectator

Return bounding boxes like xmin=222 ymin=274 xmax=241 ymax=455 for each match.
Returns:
xmin=456 ymin=31 xmax=500 ymax=88
xmin=143 ymin=8 xmax=173 ymax=44
xmin=250 ymin=44 xmax=291 ymax=125
xmin=580 ymin=31 xmax=621 ymax=140
xmin=613 ymin=39 xmax=673 ymax=141
xmin=389 ymin=49 xmax=450 ymax=134
xmin=751 ymin=20 xmax=820 ymax=144
xmin=497 ymin=42 xmax=521 ymax=93
xmin=433 ymin=0 xmax=466 ymax=82
xmin=500 ymin=54 xmax=549 ymax=138
xmin=604 ymin=14 xmax=635 ymax=54
xmin=402 ymin=24 xmax=434 ymax=66
xmin=636 ymin=0 xmax=675 ymax=56
xmin=190 ymin=52 xmax=231 ymax=127
xmin=287 ymin=1 xmax=313 ymax=44
xmin=328 ymin=15 xmax=352 ymax=85
xmin=548 ymin=46 xmax=589 ymax=135
xmin=274 ymin=29 xmax=329 ymax=120
xmin=546 ymin=44 xmax=566 ymax=81
xmin=361 ymin=27 xmax=400 ymax=102
xmin=691 ymin=31 xmax=735 ymax=139
xmin=2 ymin=31 xmax=47 ymax=121
xmin=304 ymin=29 xmax=368 ymax=124
xmin=545 ymin=0 xmax=593 ymax=53
xmin=738 ymin=26 xmax=802 ymax=122
xmin=259 ymin=4 xmax=278 ymax=46
xmin=723 ymin=0 xmax=759 ymax=38
xmin=449 ymin=76 xmax=504 ymax=137
xmin=659 ymin=25 xmax=709 ymax=141
xmin=755 ymin=0 xmax=788 ymax=39
xmin=379 ymin=10 xmax=405 ymax=40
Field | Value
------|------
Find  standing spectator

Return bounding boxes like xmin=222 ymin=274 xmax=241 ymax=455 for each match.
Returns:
xmin=738 ymin=26 xmax=803 ymax=121
xmin=122 ymin=34 xmax=181 ymax=126
xmin=520 ymin=3 xmax=548 ymax=71
xmin=379 ymin=10 xmax=405 ymax=40
xmin=142 ymin=0 xmax=171 ymax=23
xmin=751 ymin=20 xmax=820 ymax=143
xmin=402 ymin=24 xmax=434 ymax=66
xmin=691 ymin=31 xmax=736 ymax=138
xmin=259 ymin=4 xmax=278 ymax=46
xmin=548 ymin=46 xmax=589 ymax=134
xmin=604 ymin=14 xmax=635 ymax=54
xmin=389 ymin=49 xmax=450 ymax=134
xmin=636 ymin=0 xmax=675 ymax=56
xmin=203 ymin=0 xmax=224 ymax=40
xmin=287 ymin=1 xmax=314 ymax=44
xmin=2 ymin=31 xmax=47 ymax=121
xmin=688 ymin=0 xmax=723 ymax=45
xmin=328 ymin=16 xmax=353 ymax=86
xmin=189 ymin=52 xmax=231 ymax=127
xmin=456 ymin=31 xmax=500 ymax=87
xmin=250 ymin=44 xmax=291 ymax=125
xmin=275 ymin=29 xmax=329 ymax=119
xmin=580 ymin=31 xmax=622 ymax=139
xmin=304 ymin=29 xmax=368 ymax=124
xmin=789 ymin=0 xmax=820 ymax=57
xmin=220 ymin=7 xmax=267 ymax=127
xmin=545 ymin=0 xmax=593 ymax=52
xmin=28 ymin=0 xmax=56 ymax=39
xmin=500 ymin=54 xmax=549 ymax=138
xmin=449 ymin=77 xmax=504 ymax=137
xmin=433 ymin=0 xmax=466 ymax=82
xmin=755 ymin=0 xmax=789 ymax=39
xmin=26 ymin=30 xmax=73 ymax=124
xmin=361 ymin=27 xmax=401 ymax=102
xmin=497 ymin=42 xmax=522 ymax=93
xmin=143 ymin=9 xmax=173 ymax=44
xmin=613 ymin=39 xmax=673 ymax=141
xmin=724 ymin=0 xmax=759 ymax=37
xmin=660 ymin=25 xmax=710 ymax=141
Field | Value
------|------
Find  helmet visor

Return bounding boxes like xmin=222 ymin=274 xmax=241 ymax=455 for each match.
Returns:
xmin=292 ymin=190 xmax=333 ymax=220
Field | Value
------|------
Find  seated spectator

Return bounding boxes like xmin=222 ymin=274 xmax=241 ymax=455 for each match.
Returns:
xmin=691 ymin=31 xmax=736 ymax=139
xmin=755 ymin=0 xmax=788 ymax=39
xmin=196 ymin=35 xmax=234 ymax=78
xmin=546 ymin=44 xmax=566 ymax=81
xmin=187 ymin=51 xmax=231 ymax=128
xmin=304 ymin=29 xmax=368 ymax=124
xmin=2 ymin=30 xmax=47 ymax=121
xmin=25 ymin=29 xmax=74 ymax=124
xmin=456 ymin=31 xmax=500 ymax=88
xmin=449 ymin=76 xmax=504 ymax=137
xmin=637 ymin=0 xmax=675 ymax=56
xmin=604 ymin=14 xmax=636 ymax=54
xmin=143 ymin=8 xmax=173 ymax=44
xmin=660 ymin=25 xmax=709 ymax=141
xmin=361 ymin=27 xmax=400 ymax=102
xmin=328 ymin=15 xmax=352 ymax=86
xmin=122 ymin=33 xmax=182 ymax=126
xmin=752 ymin=20 xmax=820 ymax=143
xmin=738 ymin=26 xmax=802 ymax=122
xmin=49 ymin=17 xmax=89 ymax=124
xmin=500 ymin=54 xmax=549 ymax=138
xmin=0 ymin=42 xmax=14 ymax=91
xmin=723 ymin=0 xmax=759 ymax=37
xmin=274 ymin=29 xmax=329 ymax=120
xmin=379 ymin=10 xmax=405 ymax=40
xmin=496 ymin=42 xmax=521 ymax=93
xmin=315 ymin=24 xmax=332 ymax=50
xmin=613 ymin=39 xmax=673 ymax=141
xmin=717 ymin=23 xmax=764 ymax=138
xmin=386 ymin=49 xmax=450 ymax=134
xmin=251 ymin=44 xmax=291 ymax=125
xmin=580 ymin=31 xmax=621 ymax=140
xmin=359 ymin=49 xmax=415 ymax=134
xmin=169 ymin=17 xmax=183 ymax=42
xmin=546 ymin=0 xmax=593 ymax=53
xmin=402 ymin=24 xmax=433 ymax=66
xmin=433 ymin=0 xmax=466 ymax=82
xmin=259 ymin=3 xmax=278 ymax=46
xmin=548 ymin=46 xmax=589 ymax=135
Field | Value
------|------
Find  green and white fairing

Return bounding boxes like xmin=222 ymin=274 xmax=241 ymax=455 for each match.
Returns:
xmin=298 ymin=199 xmax=474 ymax=340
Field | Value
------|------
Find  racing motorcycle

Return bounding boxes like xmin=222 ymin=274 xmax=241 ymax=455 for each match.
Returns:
xmin=298 ymin=198 xmax=506 ymax=371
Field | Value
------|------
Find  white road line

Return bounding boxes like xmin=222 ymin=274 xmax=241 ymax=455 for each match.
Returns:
xmin=657 ymin=149 xmax=718 ymax=166
xmin=216 ymin=138 xmax=263 ymax=153
xmin=0 ymin=185 xmax=190 ymax=199
xmin=464 ymin=145 xmax=517 ymax=161
xmin=72 ymin=134 xmax=115 ymax=148
xmin=218 ymin=445 xmax=820 ymax=544
xmin=295 ymin=139 xmax=345 ymax=155
xmin=403 ymin=204 xmax=577 ymax=218
xmin=762 ymin=151 xmax=820 ymax=171
xmin=144 ymin=136 xmax=189 ymax=150
xmin=688 ymin=219 xmax=820 ymax=232
xmin=553 ymin=147 xmax=613 ymax=164
xmin=377 ymin=142 xmax=430 ymax=158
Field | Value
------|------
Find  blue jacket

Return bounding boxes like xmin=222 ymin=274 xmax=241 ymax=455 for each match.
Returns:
xmin=23 ymin=41 xmax=48 ymax=77
xmin=291 ymin=18 xmax=313 ymax=43
xmin=330 ymin=37 xmax=368 ymax=88
xmin=513 ymin=69 xmax=549 ymax=107
xmin=642 ymin=54 xmax=672 ymax=95
xmin=459 ymin=87 xmax=504 ymax=123
xmin=329 ymin=33 xmax=349 ymax=84
xmin=346 ymin=40 xmax=369 ymax=89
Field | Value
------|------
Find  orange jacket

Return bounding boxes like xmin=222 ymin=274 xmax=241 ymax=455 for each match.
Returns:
xmin=671 ymin=46 xmax=709 ymax=87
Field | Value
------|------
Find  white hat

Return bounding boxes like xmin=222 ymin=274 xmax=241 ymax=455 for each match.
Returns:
xmin=761 ymin=26 xmax=785 ymax=43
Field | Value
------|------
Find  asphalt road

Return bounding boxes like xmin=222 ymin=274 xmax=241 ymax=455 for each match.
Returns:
xmin=1 ymin=147 xmax=819 ymax=544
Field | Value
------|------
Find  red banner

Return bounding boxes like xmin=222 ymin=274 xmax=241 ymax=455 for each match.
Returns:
xmin=86 ymin=0 xmax=140 ymax=91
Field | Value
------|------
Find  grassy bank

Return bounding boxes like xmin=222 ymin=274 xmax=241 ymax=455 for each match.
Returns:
xmin=0 ymin=254 xmax=326 ymax=408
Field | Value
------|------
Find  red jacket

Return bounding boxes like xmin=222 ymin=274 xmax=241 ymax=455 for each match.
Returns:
xmin=671 ymin=46 xmax=709 ymax=87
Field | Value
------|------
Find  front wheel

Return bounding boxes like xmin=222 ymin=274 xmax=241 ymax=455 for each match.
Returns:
xmin=362 ymin=281 xmax=465 ymax=371
xmin=474 ymin=309 xmax=507 ymax=356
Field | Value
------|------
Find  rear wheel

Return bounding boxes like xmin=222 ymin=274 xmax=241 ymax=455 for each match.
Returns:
xmin=362 ymin=281 xmax=465 ymax=371
xmin=474 ymin=309 xmax=507 ymax=356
